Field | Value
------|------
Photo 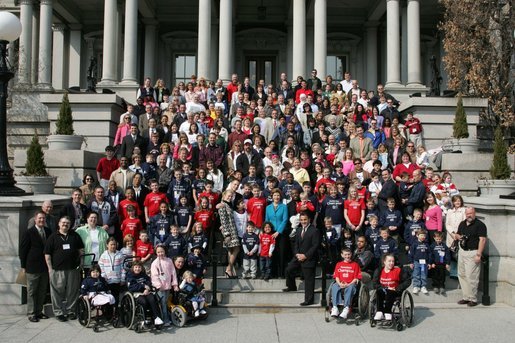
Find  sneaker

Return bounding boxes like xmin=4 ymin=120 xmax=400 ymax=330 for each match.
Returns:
xmin=434 ymin=288 xmax=440 ymax=294
xmin=413 ymin=287 xmax=420 ymax=294
xmin=251 ymin=275 xmax=257 ymax=279
xmin=194 ymin=310 xmax=200 ymax=317
xmin=384 ymin=313 xmax=392 ymax=321
xmin=200 ymin=309 xmax=207 ymax=315
xmin=421 ymin=287 xmax=428 ymax=294
xmin=154 ymin=317 xmax=164 ymax=326
xmin=330 ymin=307 xmax=339 ymax=317
xmin=339 ymin=307 xmax=350 ymax=319
xmin=373 ymin=311 xmax=384 ymax=321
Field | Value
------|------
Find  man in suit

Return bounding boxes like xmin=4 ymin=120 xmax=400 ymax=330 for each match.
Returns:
xmin=19 ymin=211 xmax=53 ymax=322
xmin=377 ymin=169 xmax=400 ymax=214
xmin=130 ymin=172 xmax=149 ymax=216
xmin=349 ymin=125 xmax=374 ymax=163
xmin=236 ymin=139 xmax=264 ymax=177
xmin=172 ymin=103 xmax=188 ymax=128
xmin=59 ymin=188 xmax=88 ymax=230
xmin=120 ymin=123 xmax=147 ymax=160
xmin=138 ymin=104 xmax=155 ymax=133
xmin=27 ymin=200 xmax=57 ymax=233
xmin=283 ymin=212 xmax=320 ymax=306
xmin=141 ymin=118 xmax=164 ymax=145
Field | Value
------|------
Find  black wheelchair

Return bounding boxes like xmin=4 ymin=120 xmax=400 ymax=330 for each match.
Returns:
xmin=77 ymin=293 xmax=117 ymax=332
xmin=324 ymin=276 xmax=370 ymax=325
xmin=119 ymin=288 xmax=164 ymax=333
xmin=167 ymin=286 xmax=209 ymax=327
xmin=369 ymin=288 xmax=414 ymax=331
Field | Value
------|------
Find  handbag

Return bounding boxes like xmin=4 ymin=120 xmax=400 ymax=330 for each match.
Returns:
xmin=16 ymin=269 xmax=27 ymax=286
xmin=449 ymin=239 xmax=459 ymax=260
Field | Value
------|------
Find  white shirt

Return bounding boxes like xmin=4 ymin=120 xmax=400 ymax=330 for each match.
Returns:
xmin=340 ymin=79 xmax=353 ymax=93
xmin=89 ymin=228 xmax=100 ymax=261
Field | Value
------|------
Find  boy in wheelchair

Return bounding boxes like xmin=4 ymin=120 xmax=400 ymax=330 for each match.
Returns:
xmin=371 ymin=253 xmax=411 ymax=322
xmin=126 ymin=261 xmax=164 ymax=326
xmin=179 ymin=270 xmax=207 ymax=318
xmin=330 ymin=248 xmax=362 ymax=319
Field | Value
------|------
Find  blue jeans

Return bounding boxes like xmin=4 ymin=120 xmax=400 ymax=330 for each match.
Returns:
xmin=157 ymin=290 xmax=170 ymax=324
xmin=260 ymin=257 xmax=272 ymax=277
xmin=330 ymin=282 xmax=357 ymax=308
xmin=412 ymin=261 xmax=428 ymax=288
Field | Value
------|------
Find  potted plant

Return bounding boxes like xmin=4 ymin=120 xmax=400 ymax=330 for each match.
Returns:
xmin=477 ymin=126 xmax=515 ymax=197
xmin=47 ymin=92 xmax=84 ymax=150
xmin=15 ymin=132 xmax=56 ymax=194
xmin=446 ymin=95 xmax=479 ymax=153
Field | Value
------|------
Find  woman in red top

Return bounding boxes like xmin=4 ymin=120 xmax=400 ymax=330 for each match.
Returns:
xmin=372 ymin=254 xmax=410 ymax=321
xmin=344 ymin=186 xmax=365 ymax=235
xmin=392 ymin=152 xmax=419 ymax=184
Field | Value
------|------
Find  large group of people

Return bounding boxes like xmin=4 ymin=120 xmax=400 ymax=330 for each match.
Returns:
xmin=19 ymin=70 xmax=487 ymax=326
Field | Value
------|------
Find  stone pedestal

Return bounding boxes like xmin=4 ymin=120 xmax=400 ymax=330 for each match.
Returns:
xmin=0 ymin=194 xmax=69 ymax=315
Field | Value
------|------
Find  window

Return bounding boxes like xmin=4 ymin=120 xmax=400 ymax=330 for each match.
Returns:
xmin=326 ymin=55 xmax=348 ymax=82
xmin=174 ymin=55 xmax=196 ymax=85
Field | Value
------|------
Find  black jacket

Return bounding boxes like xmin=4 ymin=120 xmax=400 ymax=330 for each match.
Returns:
xmin=19 ymin=226 xmax=52 ymax=274
xmin=292 ymin=224 xmax=320 ymax=268
xmin=59 ymin=201 xmax=88 ymax=229
xmin=120 ymin=134 xmax=147 ymax=160
xmin=378 ymin=179 xmax=400 ymax=213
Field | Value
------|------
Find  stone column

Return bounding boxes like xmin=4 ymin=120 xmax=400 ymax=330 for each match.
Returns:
xmin=37 ymin=0 xmax=53 ymax=90
xmin=18 ymin=0 xmax=34 ymax=86
xmin=143 ymin=21 xmax=157 ymax=80
xmin=385 ymin=0 xmax=401 ymax=87
xmin=365 ymin=21 xmax=379 ymax=90
xmin=218 ymin=0 xmax=233 ymax=81
xmin=31 ymin=6 xmax=39 ymax=85
xmin=121 ymin=0 xmax=138 ymax=84
xmin=99 ymin=0 xmax=118 ymax=84
xmin=407 ymin=0 xmax=422 ymax=86
xmin=68 ymin=25 xmax=82 ymax=87
xmin=292 ymin=0 xmax=306 ymax=81
xmin=313 ymin=0 xmax=326 ymax=79
xmin=197 ymin=0 xmax=212 ymax=80
xmin=51 ymin=24 xmax=65 ymax=90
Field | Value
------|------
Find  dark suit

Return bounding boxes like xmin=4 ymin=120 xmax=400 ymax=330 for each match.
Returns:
xmin=235 ymin=151 xmax=264 ymax=177
xmin=286 ymin=223 xmax=321 ymax=303
xmin=59 ymin=201 xmax=88 ymax=230
xmin=120 ymin=134 xmax=147 ymax=159
xmin=142 ymin=127 xmax=165 ymax=144
xmin=378 ymin=178 xmax=400 ymax=214
xmin=19 ymin=225 xmax=52 ymax=316
xmin=131 ymin=185 xmax=150 ymax=218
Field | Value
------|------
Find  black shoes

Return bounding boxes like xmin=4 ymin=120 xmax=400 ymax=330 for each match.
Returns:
xmin=68 ymin=313 xmax=77 ymax=320
xmin=457 ymin=299 xmax=470 ymax=305
xmin=28 ymin=316 xmax=39 ymax=323
xmin=282 ymin=288 xmax=296 ymax=292
xmin=38 ymin=313 xmax=49 ymax=319
xmin=300 ymin=301 xmax=314 ymax=306
xmin=467 ymin=301 xmax=478 ymax=307
xmin=57 ymin=315 xmax=68 ymax=322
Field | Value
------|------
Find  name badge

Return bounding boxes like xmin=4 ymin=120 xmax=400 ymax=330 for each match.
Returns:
xmin=439 ymin=251 xmax=445 ymax=257
xmin=327 ymin=232 xmax=332 ymax=238
xmin=419 ymin=259 xmax=426 ymax=265
xmin=159 ymin=229 xmax=165 ymax=236
xmin=63 ymin=244 xmax=71 ymax=250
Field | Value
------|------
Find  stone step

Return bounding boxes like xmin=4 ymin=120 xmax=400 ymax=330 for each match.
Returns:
xmin=212 ymin=289 xmax=323 ymax=305
xmin=207 ymin=304 xmax=325 ymax=314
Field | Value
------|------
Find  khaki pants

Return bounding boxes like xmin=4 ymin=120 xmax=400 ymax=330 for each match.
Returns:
xmin=26 ymin=272 xmax=48 ymax=316
xmin=457 ymin=248 xmax=481 ymax=302
xmin=49 ymin=269 xmax=80 ymax=316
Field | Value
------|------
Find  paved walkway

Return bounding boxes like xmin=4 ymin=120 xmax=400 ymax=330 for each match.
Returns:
xmin=1 ymin=305 xmax=514 ymax=343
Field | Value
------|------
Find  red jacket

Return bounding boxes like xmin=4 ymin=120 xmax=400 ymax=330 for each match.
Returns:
xmin=295 ymin=88 xmax=315 ymax=104
xmin=404 ymin=118 xmax=423 ymax=135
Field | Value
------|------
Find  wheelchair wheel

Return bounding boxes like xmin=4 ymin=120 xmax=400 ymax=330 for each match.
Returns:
xmin=368 ymin=290 xmax=377 ymax=327
xmin=119 ymin=292 xmax=136 ymax=329
xmin=401 ymin=290 xmax=414 ymax=328
xmin=77 ymin=297 xmax=91 ymax=327
xmin=357 ymin=284 xmax=370 ymax=319
xmin=133 ymin=304 xmax=146 ymax=331
xmin=171 ymin=306 xmax=187 ymax=327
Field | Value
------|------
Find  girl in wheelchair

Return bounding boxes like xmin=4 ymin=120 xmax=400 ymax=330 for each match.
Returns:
xmin=127 ymin=261 xmax=164 ymax=326
xmin=179 ymin=270 xmax=207 ymax=317
xmin=330 ymin=248 xmax=362 ymax=319
xmin=372 ymin=253 xmax=411 ymax=321
xmin=80 ymin=265 xmax=116 ymax=306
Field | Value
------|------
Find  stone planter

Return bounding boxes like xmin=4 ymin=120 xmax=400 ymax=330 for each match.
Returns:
xmin=477 ymin=179 xmax=515 ymax=197
xmin=14 ymin=175 xmax=56 ymax=194
xmin=443 ymin=138 xmax=479 ymax=153
xmin=47 ymin=135 xmax=84 ymax=150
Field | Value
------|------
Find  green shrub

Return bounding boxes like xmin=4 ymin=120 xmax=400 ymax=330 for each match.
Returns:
xmin=489 ymin=126 xmax=511 ymax=179
xmin=25 ymin=131 xmax=48 ymax=176
xmin=55 ymin=92 xmax=74 ymax=135
xmin=452 ymin=95 xmax=469 ymax=139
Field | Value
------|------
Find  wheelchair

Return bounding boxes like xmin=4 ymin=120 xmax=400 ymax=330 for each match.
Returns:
xmin=77 ymin=293 xmax=117 ymax=332
xmin=119 ymin=289 xmax=163 ymax=333
xmin=324 ymin=277 xmax=370 ymax=325
xmin=167 ymin=287 xmax=209 ymax=327
xmin=368 ymin=288 xmax=414 ymax=331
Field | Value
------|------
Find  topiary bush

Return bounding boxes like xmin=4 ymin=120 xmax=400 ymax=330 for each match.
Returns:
xmin=452 ymin=95 xmax=469 ymax=139
xmin=489 ymin=126 xmax=511 ymax=180
xmin=55 ymin=92 xmax=74 ymax=135
xmin=25 ymin=131 xmax=48 ymax=176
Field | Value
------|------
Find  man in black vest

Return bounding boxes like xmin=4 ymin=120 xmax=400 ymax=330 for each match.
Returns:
xmin=283 ymin=212 xmax=321 ymax=306
xmin=20 ymin=211 xmax=53 ymax=322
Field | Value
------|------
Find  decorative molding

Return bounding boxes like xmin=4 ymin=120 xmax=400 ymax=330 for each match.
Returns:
xmin=52 ymin=23 xmax=66 ymax=32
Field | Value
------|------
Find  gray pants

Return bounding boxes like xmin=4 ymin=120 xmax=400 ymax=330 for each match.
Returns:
xmin=49 ymin=269 xmax=80 ymax=316
xmin=26 ymin=272 xmax=49 ymax=316
xmin=458 ymin=248 xmax=481 ymax=303
xmin=242 ymin=258 xmax=258 ymax=277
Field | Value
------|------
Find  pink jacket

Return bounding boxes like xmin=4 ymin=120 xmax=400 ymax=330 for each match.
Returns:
xmin=151 ymin=257 xmax=178 ymax=291
xmin=114 ymin=124 xmax=131 ymax=146
xmin=424 ymin=205 xmax=443 ymax=232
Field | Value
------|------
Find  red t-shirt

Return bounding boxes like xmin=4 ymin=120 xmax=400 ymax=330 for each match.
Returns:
xmin=344 ymin=198 xmax=365 ymax=226
xmin=422 ymin=178 xmax=434 ymax=192
xmin=144 ymin=192 xmax=168 ymax=217
xmin=96 ymin=157 xmax=120 ymax=180
xmin=194 ymin=209 xmax=214 ymax=231
xmin=247 ymin=196 xmax=267 ymax=228
xmin=379 ymin=267 xmax=402 ymax=289
xmin=118 ymin=199 xmax=141 ymax=222
xmin=198 ymin=191 xmax=219 ymax=209
xmin=356 ymin=187 xmax=370 ymax=203
xmin=259 ymin=233 xmax=276 ymax=257
xmin=315 ymin=177 xmax=335 ymax=193
xmin=135 ymin=240 xmax=154 ymax=259
xmin=333 ymin=261 xmax=362 ymax=283
xmin=121 ymin=217 xmax=143 ymax=239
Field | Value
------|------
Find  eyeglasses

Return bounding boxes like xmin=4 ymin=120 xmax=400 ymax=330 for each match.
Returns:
xmin=124 ymin=117 xmax=130 ymax=120
xmin=86 ymin=178 xmax=93 ymax=181
xmin=354 ymin=162 xmax=362 ymax=165
xmin=407 ymin=145 xmax=414 ymax=148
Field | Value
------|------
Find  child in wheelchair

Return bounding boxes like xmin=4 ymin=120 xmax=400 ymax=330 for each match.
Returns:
xmin=372 ymin=253 xmax=411 ymax=321
xmin=330 ymin=248 xmax=362 ymax=319
xmin=80 ymin=265 xmax=116 ymax=307
xmin=179 ymin=270 xmax=207 ymax=317
xmin=127 ymin=261 xmax=164 ymax=326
